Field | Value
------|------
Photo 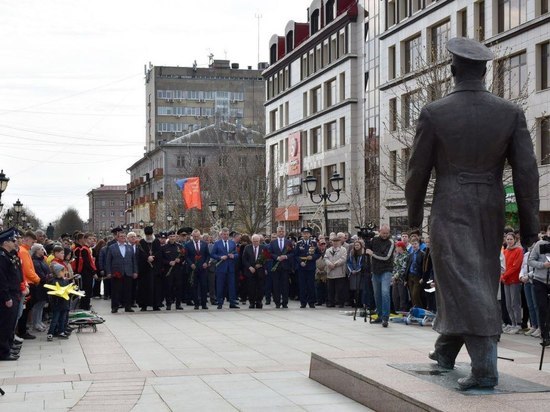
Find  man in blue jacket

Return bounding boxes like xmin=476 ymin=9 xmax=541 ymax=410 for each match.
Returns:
xmin=210 ymin=228 xmax=239 ymax=309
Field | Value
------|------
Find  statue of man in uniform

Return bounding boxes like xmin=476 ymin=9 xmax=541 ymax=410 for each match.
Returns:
xmin=405 ymin=37 xmax=540 ymax=390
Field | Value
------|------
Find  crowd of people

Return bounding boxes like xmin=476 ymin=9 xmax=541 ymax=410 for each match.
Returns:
xmin=1 ymin=221 xmax=550 ymax=361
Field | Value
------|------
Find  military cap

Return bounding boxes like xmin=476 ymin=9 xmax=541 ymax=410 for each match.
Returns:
xmin=167 ymin=230 xmax=176 ymax=236
xmin=158 ymin=231 xmax=167 ymax=239
xmin=446 ymin=37 xmax=493 ymax=62
xmin=111 ymin=226 xmax=123 ymax=234
xmin=300 ymin=227 xmax=312 ymax=233
xmin=0 ymin=227 xmax=20 ymax=244
xmin=177 ymin=227 xmax=193 ymax=235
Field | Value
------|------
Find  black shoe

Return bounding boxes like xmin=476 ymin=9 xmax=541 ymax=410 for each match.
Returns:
xmin=217 ymin=305 xmax=223 ymax=309
xmin=176 ymin=306 xmax=183 ymax=310
xmin=282 ymin=304 xmax=288 ymax=309
xmin=210 ymin=300 xmax=217 ymax=305
xmin=21 ymin=333 xmax=36 ymax=340
xmin=194 ymin=306 xmax=199 ymax=310
xmin=140 ymin=307 xmax=147 ymax=312
xmin=276 ymin=304 xmax=281 ymax=309
xmin=186 ymin=302 xmax=194 ymax=306
xmin=0 ymin=354 xmax=19 ymax=361
xmin=300 ymin=304 xmax=306 ymax=308
xmin=10 ymin=348 xmax=21 ymax=356
xmin=256 ymin=304 xmax=263 ymax=309
xmin=428 ymin=351 xmax=454 ymax=369
xmin=125 ymin=308 xmax=135 ymax=313
xmin=103 ymin=296 xmax=109 ymax=300
xmin=541 ymin=339 xmax=550 ymax=347
xmin=457 ymin=374 xmax=496 ymax=391
xmin=265 ymin=300 xmax=271 ymax=305
xmin=202 ymin=306 xmax=208 ymax=310
xmin=111 ymin=309 xmax=118 ymax=313
xmin=309 ymin=303 xmax=316 ymax=308
xmin=229 ymin=304 xmax=240 ymax=309
xmin=249 ymin=304 xmax=256 ymax=309
xmin=326 ymin=304 xmax=335 ymax=308
xmin=382 ymin=320 xmax=388 ymax=327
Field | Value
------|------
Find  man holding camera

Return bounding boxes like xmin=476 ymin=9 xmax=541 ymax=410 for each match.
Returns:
xmin=528 ymin=225 xmax=550 ymax=347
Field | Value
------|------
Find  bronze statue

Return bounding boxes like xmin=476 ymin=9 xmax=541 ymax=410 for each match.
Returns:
xmin=405 ymin=37 xmax=540 ymax=390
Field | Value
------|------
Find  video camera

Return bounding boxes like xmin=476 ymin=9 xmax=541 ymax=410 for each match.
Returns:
xmin=355 ymin=223 xmax=376 ymax=241
xmin=539 ymin=240 xmax=550 ymax=255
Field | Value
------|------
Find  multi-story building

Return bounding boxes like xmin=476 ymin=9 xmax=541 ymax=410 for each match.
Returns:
xmin=145 ymin=60 xmax=266 ymax=153
xmin=378 ymin=0 xmax=550 ymax=233
xmin=87 ymin=185 xmax=126 ymax=236
xmin=127 ymin=121 xmax=265 ymax=233
xmin=264 ymin=0 xmax=366 ymax=235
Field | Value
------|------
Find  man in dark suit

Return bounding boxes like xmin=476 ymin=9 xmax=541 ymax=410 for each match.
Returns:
xmin=268 ymin=226 xmax=295 ymax=308
xmin=105 ymin=231 xmax=138 ymax=313
xmin=185 ymin=229 xmax=210 ymax=309
xmin=405 ymin=38 xmax=539 ymax=390
xmin=210 ymin=228 xmax=239 ymax=309
xmin=242 ymin=234 xmax=268 ymax=309
xmin=136 ymin=226 xmax=163 ymax=311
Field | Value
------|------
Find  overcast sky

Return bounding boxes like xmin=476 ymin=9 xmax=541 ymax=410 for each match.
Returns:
xmin=0 ymin=0 xmax=309 ymax=226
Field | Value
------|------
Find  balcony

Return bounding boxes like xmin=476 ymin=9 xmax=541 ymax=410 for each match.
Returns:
xmin=153 ymin=168 xmax=164 ymax=179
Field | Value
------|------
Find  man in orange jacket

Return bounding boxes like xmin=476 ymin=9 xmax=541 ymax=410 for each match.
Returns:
xmin=16 ymin=231 xmax=40 ymax=340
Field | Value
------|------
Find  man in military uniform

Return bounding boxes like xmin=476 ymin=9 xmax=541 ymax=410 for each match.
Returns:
xmin=0 ymin=228 xmax=23 ymax=361
xmin=405 ymin=38 xmax=539 ymax=390
xmin=294 ymin=227 xmax=320 ymax=308
xmin=162 ymin=231 xmax=185 ymax=310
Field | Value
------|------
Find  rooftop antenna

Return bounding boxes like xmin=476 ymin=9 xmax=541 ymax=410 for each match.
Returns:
xmin=208 ymin=53 xmax=214 ymax=67
xmin=255 ymin=12 xmax=262 ymax=65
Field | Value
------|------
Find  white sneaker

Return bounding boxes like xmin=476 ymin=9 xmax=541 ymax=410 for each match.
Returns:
xmin=532 ymin=328 xmax=541 ymax=338
xmin=14 ymin=335 xmax=24 ymax=343
xmin=504 ymin=325 xmax=520 ymax=334
xmin=524 ymin=327 xmax=537 ymax=336
xmin=502 ymin=325 xmax=512 ymax=333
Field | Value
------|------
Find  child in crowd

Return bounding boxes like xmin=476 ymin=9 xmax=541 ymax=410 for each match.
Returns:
xmin=46 ymin=263 xmax=71 ymax=341
xmin=392 ymin=241 xmax=409 ymax=312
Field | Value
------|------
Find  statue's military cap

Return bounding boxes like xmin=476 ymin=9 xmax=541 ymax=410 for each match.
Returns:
xmin=447 ymin=37 xmax=493 ymax=62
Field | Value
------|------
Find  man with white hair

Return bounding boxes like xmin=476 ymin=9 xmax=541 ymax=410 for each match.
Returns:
xmin=242 ymin=234 xmax=268 ymax=309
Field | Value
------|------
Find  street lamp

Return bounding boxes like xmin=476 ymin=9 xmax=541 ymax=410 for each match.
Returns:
xmin=166 ymin=214 xmax=173 ymax=230
xmin=13 ymin=199 xmax=23 ymax=227
xmin=178 ymin=213 xmax=185 ymax=225
xmin=208 ymin=201 xmax=235 ymax=227
xmin=208 ymin=201 xmax=218 ymax=216
xmin=139 ymin=219 xmax=145 ymax=228
xmin=0 ymin=170 xmax=9 ymax=200
xmin=303 ymin=172 xmax=344 ymax=236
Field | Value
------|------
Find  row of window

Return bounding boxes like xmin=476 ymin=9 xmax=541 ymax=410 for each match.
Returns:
xmin=157 ymin=106 xmax=244 ymax=118
xmin=157 ymin=123 xmax=202 ymax=133
xmin=388 ymin=147 xmax=411 ymax=184
xmin=96 ymin=200 xmax=125 ymax=207
xmin=157 ymin=90 xmax=244 ymax=101
xmin=278 ymin=163 xmax=346 ymax=200
xmin=175 ymin=154 xmax=259 ymax=169
xmin=97 ymin=210 xmax=125 ymax=218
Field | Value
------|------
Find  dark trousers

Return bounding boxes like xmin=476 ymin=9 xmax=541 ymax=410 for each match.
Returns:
xmin=248 ymin=269 xmax=266 ymax=306
xmin=362 ymin=273 xmax=376 ymax=309
xmin=92 ymin=276 xmax=101 ymax=297
xmin=272 ymin=269 xmax=289 ymax=306
xmin=193 ymin=269 xmax=208 ymax=307
xmin=264 ymin=271 xmax=273 ymax=303
xmin=80 ymin=272 xmax=93 ymax=310
xmin=0 ymin=298 xmax=19 ymax=358
xmin=111 ymin=276 xmax=133 ymax=310
xmin=216 ymin=270 xmax=237 ymax=305
xmin=407 ymin=276 xmax=423 ymax=308
xmin=298 ymin=269 xmax=316 ymax=305
xmin=47 ymin=308 xmax=68 ymax=335
xmin=208 ymin=267 xmax=216 ymax=304
xmin=315 ymin=280 xmax=327 ymax=304
xmin=327 ymin=277 xmax=347 ymax=306
xmin=165 ymin=268 xmax=184 ymax=306
xmin=434 ymin=333 xmax=498 ymax=385
xmin=534 ymin=279 xmax=550 ymax=340
xmin=103 ymin=277 xmax=111 ymax=298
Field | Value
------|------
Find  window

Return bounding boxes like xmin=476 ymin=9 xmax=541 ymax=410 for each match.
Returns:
xmin=541 ymin=117 xmax=550 ymax=165
xmin=498 ymin=0 xmax=527 ymax=32
xmin=326 ymin=0 xmax=336 ymax=24
xmin=398 ymin=0 xmax=408 ymax=21
xmin=311 ymin=9 xmax=320 ymax=35
xmin=541 ymin=0 xmax=549 ymax=14
xmin=339 ymin=117 xmax=346 ymax=146
xmin=339 ymin=72 xmax=346 ymax=101
xmin=458 ymin=8 xmax=468 ymax=37
xmin=325 ymin=165 xmax=337 ymax=193
xmin=101 ymin=200 xmax=106 ymax=207
xmin=197 ymin=156 xmax=206 ymax=167
xmin=325 ymin=122 xmax=337 ymax=150
xmin=330 ymin=34 xmax=337 ymax=63
xmin=110 ymin=211 xmax=115 ymax=217
xmin=269 ymin=109 xmax=277 ymax=132
xmin=322 ymin=39 xmax=329 ymax=67
xmin=120 ymin=200 xmax=124 ymax=207
xmin=301 ymin=54 xmax=308 ymax=79
xmin=401 ymin=148 xmax=411 ymax=180
xmin=388 ymin=46 xmax=396 ymax=79
xmin=389 ymin=98 xmax=397 ymax=131
xmin=309 ymin=50 xmax=315 ymax=74
xmin=338 ymin=28 xmax=346 ymax=58
xmin=303 ymin=92 xmax=308 ymax=117
xmin=541 ymin=42 xmax=550 ymax=90
xmin=286 ymin=31 xmax=294 ymax=53
xmin=311 ymin=168 xmax=322 ymax=194
xmin=101 ymin=211 xmax=106 ymax=218
xmin=404 ymin=35 xmax=422 ymax=73
xmin=284 ymin=102 xmax=289 ymax=126
xmin=430 ymin=20 xmax=451 ymax=62
xmin=109 ymin=200 xmax=115 ymax=207
xmin=495 ymin=52 xmax=528 ymax=100
xmin=315 ymin=45 xmax=322 ymax=71
xmin=325 ymin=78 xmax=336 ymax=108
xmin=412 ymin=0 xmax=422 ymax=13
xmin=120 ymin=211 xmax=125 ymax=217
xmin=403 ymin=90 xmax=421 ymax=127
xmin=176 ymin=155 xmax=185 ymax=168
xmin=311 ymin=86 xmax=321 ymax=113
xmin=301 ymin=131 xmax=308 ymax=156
xmin=387 ymin=0 xmax=396 ymax=27
xmin=311 ymin=127 xmax=321 ymax=154
xmin=389 ymin=151 xmax=397 ymax=182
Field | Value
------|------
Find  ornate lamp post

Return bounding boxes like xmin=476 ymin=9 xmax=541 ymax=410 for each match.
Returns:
xmin=139 ymin=219 xmax=145 ymax=228
xmin=166 ymin=214 xmax=173 ymax=230
xmin=178 ymin=213 xmax=185 ymax=226
xmin=208 ymin=201 xmax=234 ymax=227
xmin=0 ymin=170 xmax=9 ymax=201
xmin=13 ymin=199 xmax=23 ymax=228
xmin=303 ymin=172 xmax=344 ymax=236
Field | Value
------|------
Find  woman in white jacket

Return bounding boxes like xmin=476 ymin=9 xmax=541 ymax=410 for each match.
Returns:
xmin=520 ymin=249 xmax=540 ymax=337
xmin=324 ymin=235 xmax=348 ymax=308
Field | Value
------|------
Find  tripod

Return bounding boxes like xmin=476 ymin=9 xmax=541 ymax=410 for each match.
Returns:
xmin=538 ymin=268 xmax=550 ymax=371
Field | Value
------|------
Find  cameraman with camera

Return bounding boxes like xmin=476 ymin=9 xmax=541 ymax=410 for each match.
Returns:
xmin=527 ymin=225 xmax=550 ymax=346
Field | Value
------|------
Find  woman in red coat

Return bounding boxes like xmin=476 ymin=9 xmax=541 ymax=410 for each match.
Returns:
xmin=501 ymin=233 xmax=524 ymax=334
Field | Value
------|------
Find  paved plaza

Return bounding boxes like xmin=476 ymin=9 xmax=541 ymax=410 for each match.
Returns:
xmin=0 ymin=300 xmax=548 ymax=411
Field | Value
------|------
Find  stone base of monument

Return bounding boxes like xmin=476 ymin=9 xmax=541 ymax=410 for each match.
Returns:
xmin=309 ymin=351 xmax=550 ymax=411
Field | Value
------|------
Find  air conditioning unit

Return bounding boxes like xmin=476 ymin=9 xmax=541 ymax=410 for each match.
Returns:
xmin=199 ymin=99 xmax=205 ymax=103
xmin=167 ymin=99 xmax=174 ymax=103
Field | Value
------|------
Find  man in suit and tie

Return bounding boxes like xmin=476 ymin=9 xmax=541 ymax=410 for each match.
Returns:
xmin=210 ymin=228 xmax=239 ymax=309
xmin=405 ymin=38 xmax=539 ymax=390
xmin=242 ymin=234 xmax=268 ymax=309
xmin=294 ymin=227 xmax=320 ymax=308
xmin=268 ymin=226 xmax=295 ymax=308
xmin=185 ymin=229 xmax=210 ymax=310
xmin=105 ymin=231 xmax=138 ymax=313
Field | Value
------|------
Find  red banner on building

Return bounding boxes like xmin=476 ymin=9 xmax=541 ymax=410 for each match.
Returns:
xmin=175 ymin=177 xmax=202 ymax=210
xmin=275 ymin=205 xmax=300 ymax=221
xmin=288 ymin=131 xmax=301 ymax=176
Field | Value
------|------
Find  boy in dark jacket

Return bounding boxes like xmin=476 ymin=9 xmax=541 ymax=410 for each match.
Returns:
xmin=46 ymin=263 xmax=71 ymax=341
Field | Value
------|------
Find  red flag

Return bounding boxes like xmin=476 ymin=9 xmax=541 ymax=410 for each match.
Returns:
xmin=176 ymin=177 xmax=202 ymax=210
